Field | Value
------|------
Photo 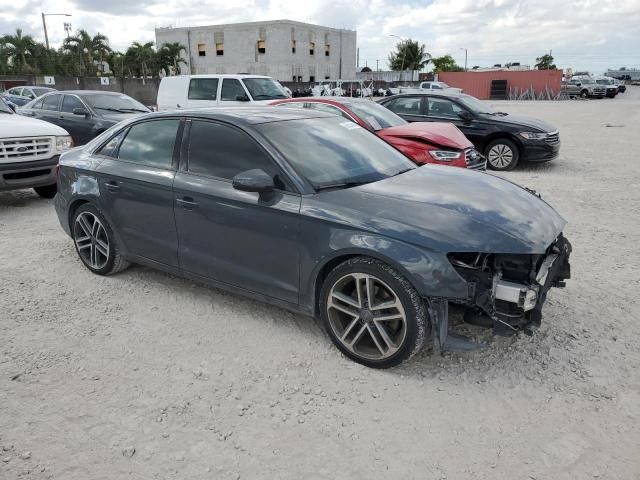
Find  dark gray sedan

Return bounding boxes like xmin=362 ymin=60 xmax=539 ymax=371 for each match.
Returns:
xmin=54 ymin=108 xmax=571 ymax=368
xmin=20 ymin=90 xmax=150 ymax=146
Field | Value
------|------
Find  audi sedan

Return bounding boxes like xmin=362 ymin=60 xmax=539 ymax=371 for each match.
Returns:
xmin=54 ymin=108 xmax=571 ymax=368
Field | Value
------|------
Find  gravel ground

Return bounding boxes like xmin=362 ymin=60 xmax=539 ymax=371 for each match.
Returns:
xmin=1 ymin=88 xmax=639 ymax=480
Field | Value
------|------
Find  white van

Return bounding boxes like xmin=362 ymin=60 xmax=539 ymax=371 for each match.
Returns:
xmin=157 ymin=74 xmax=290 ymax=111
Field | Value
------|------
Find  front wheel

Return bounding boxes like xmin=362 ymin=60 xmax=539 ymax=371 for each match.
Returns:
xmin=580 ymin=89 xmax=589 ymax=98
xmin=34 ymin=184 xmax=57 ymax=199
xmin=320 ymin=256 xmax=429 ymax=368
xmin=485 ymin=138 xmax=520 ymax=170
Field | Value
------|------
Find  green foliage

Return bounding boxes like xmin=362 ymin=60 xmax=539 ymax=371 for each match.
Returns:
xmin=535 ymin=54 xmax=556 ymax=70
xmin=387 ymin=39 xmax=431 ymax=71
xmin=431 ymin=55 xmax=463 ymax=73
xmin=0 ymin=27 xmax=187 ymax=78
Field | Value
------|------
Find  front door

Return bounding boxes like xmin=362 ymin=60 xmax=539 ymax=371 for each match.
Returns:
xmin=58 ymin=94 xmax=95 ymax=145
xmin=425 ymin=96 xmax=486 ymax=146
xmin=95 ymin=118 xmax=182 ymax=267
xmin=218 ymin=78 xmax=251 ymax=106
xmin=173 ymin=119 xmax=300 ymax=304
xmin=384 ymin=95 xmax=426 ymax=122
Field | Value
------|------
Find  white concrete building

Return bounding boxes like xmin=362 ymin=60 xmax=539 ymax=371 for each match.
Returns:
xmin=155 ymin=20 xmax=357 ymax=82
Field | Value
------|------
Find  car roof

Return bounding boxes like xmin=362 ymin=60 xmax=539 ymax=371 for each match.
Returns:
xmin=275 ymin=96 xmax=380 ymax=106
xmin=385 ymin=90 xmax=467 ymax=99
xmin=163 ymin=74 xmax=272 ymax=79
xmin=145 ymin=106 xmax=333 ymax=125
xmin=54 ymin=90 xmax=132 ymax=96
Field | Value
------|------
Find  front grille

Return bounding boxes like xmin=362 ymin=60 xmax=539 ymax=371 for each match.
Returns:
xmin=0 ymin=136 xmax=54 ymax=163
xmin=464 ymin=148 xmax=486 ymax=170
xmin=545 ymin=131 xmax=560 ymax=145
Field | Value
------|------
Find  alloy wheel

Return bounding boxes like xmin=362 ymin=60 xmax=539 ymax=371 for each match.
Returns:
xmin=327 ymin=273 xmax=407 ymax=361
xmin=73 ymin=211 xmax=110 ymax=270
xmin=487 ymin=144 xmax=514 ymax=169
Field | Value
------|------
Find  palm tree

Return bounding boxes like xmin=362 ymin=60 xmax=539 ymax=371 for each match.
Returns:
xmin=126 ymin=41 xmax=156 ymax=81
xmin=63 ymin=29 xmax=111 ymax=75
xmin=158 ymin=42 xmax=187 ymax=76
xmin=388 ymin=39 xmax=431 ymax=71
xmin=1 ymin=29 xmax=37 ymax=73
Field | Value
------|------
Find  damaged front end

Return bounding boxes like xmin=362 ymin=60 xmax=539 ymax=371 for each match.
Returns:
xmin=429 ymin=234 xmax=572 ymax=352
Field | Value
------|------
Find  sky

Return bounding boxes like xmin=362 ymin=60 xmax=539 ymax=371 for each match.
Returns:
xmin=0 ymin=0 xmax=638 ymax=74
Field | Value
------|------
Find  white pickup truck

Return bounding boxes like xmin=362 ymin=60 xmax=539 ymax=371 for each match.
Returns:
xmin=394 ymin=81 xmax=464 ymax=95
xmin=0 ymin=97 xmax=73 ymax=198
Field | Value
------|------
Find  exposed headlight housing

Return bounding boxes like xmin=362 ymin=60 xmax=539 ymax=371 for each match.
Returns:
xmin=55 ymin=135 xmax=73 ymax=152
xmin=519 ymin=132 xmax=547 ymax=140
xmin=428 ymin=150 xmax=462 ymax=161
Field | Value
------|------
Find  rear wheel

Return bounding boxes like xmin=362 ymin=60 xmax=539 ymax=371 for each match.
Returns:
xmin=485 ymin=138 xmax=519 ymax=171
xmin=320 ymin=256 xmax=429 ymax=368
xmin=72 ymin=204 xmax=129 ymax=275
xmin=34 ymin=184 xmax=57 ymax=199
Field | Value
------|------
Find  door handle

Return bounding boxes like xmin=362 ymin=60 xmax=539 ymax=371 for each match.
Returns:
xmin=176 ymin=197 xmax=197 ymax=209
xmin=104 ymin=181 xmax=120 ymax=192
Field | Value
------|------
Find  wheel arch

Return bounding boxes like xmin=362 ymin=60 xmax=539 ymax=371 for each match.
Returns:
xmin=483 ymin=132 xmax=523 ymax=156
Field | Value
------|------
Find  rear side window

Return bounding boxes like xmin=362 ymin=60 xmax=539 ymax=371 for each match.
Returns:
xmin=117 ymin=120 xmax=180 ymax=169
xmin=386 ymin=97 xmax=421 ymax=115
xmin=61 ymin=95 xmax=85 ymax=113
xmin=188 ymin=78 xmax=218 ymax=100
xmin=220 ymin=79 xmax=246 ymax=101
xmin=187 ymin=120 xmax=284 ymax=185
xmin=42 ymin=94 xmax=62 ymax=111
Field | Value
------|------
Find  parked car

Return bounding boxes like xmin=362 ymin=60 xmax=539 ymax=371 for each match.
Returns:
xmin=1 ymin=86 xmax=56 ymax=106
xmin=270 ymin=97 xmax=485 ymax=170
xmin=54 ymin=107 xmax=571 ymax=368
xmin=20 ymin=91 xmax=150 ymax=146
xmin=157 ymin=74 xmax=289 ymax=111
xmin=417 ymin=81 xmax=463 ymax=93
xmin=595 ymin=76 xmax=625 ymax=95
xmin=564 ymin=78 xmax=606 ymax=98
xmin=0 ymin=96 xmax=72 ymax=198
xmin=378 ymin=91 xmax=560 ymax=170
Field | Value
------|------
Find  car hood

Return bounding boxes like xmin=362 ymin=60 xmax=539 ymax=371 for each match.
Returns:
xmin=2 ymin=113 xmax=69 ymax=137
xmin=480 ymin=112 xmax=556 ymax=133
xmin=304 ymin=166 xmax=566 ymax=254
xmin=377 ymin=122 xmax=473 ymax=150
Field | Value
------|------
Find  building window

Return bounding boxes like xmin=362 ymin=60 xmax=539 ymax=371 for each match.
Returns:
xmin=216 ymin=43 xmax=224 ymax=56
xmin=292 ymin=40 xmax=296 ymax=54
xmin=197 ymin=44 xmax=206 ymax=57
xmin=325 ymin=76 xmax=330 ymax=80
xmin=297 ymin=76 xmax=302 ymax=82
xmin=309 ymin=75 xmax=315 ymax=82
xmin=309 ymin=42 xmax=315 ymax=55
xmin=325 ymin=44 xmax=330 ymax=57
xmin=257 ymin=40 xmax=266 ymax=54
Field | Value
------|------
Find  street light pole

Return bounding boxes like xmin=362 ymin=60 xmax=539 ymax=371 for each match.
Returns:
xmin=41 ymin=12 xmax=72 ymax=50
xmin=460 ymin=47 xmax=468 ymax=71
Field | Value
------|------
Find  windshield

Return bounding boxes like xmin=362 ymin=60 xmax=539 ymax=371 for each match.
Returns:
xmin=257 ymin=117 xmax=415 ymax=190
xmin=32 ymin=87 xmax=55 ymax=97
xmin=81 ymin=94 xmax=150 ymax=113
xmin=243 ymin=78 xmax=289 ymax=100
xmin=0 ymin=97 xmax=13 ymax=114
xmin=457 ymin=95 xmax=495 ymax=114
xmin=345 ymin=101 xmax=406 ymax=130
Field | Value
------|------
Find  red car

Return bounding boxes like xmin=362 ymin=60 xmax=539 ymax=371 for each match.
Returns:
xmin=269 ymin=97 xmax=486 ymax=170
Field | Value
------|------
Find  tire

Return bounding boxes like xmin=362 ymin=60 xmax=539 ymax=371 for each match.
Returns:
xmin=580 ymin=89 xmax=589 ymax=98
xmin=319 ymin=256 xmax=429 ymax=368
xmin=71 ymin=204 xmax=129 ymax=275
xmin=484 ymin=138 xmax=520 ymax=171
xmin=34 ymin=184 xmax=57 ymax=199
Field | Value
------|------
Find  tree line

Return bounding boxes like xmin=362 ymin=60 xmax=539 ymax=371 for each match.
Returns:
xmin=0 ymin=28 xmax=187 ymax=77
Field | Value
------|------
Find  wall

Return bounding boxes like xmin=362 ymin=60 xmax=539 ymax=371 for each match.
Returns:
xmin=437 ymin=70 xmax=563 ymax=99
xmin=156 ymin=20 xmax=357 ymax=82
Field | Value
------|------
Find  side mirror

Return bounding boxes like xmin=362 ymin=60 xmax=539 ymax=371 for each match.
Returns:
xmin=73 ymin=107 xmax=89 ymax=116
xmin=232 ymin=169 xmax=274 ymax=193
xmin=458 ymin=110 xmax=473 ymax=122
xmin=235 ymin=95 xmax=250 ymax=102
xmin=575 ymin=83 xmax=581 ymax=87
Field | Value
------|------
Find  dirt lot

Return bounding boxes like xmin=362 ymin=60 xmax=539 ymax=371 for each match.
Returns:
xmin=1 ymin=89 xmax=639 ymax=480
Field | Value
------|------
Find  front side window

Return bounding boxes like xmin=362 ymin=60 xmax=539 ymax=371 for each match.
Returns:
xmin=221 ymin=79 xmax=247 ymax=101
xmin=61 ymin=95 xmax=85 ymax=113
xmin=187 ymin=120 xmax=287 ymax=189
xmin=188 ymin=78 xmax=218 ymax=100
xmin=8 ymin=88 xmax=21 ymax=96
xmin=427 ymin=97 xmax=463 ymax=119
xmin=242 ymin=78 xmax=288 ymax=100
xmin=42 ymin=94 xmax=62 ymax=111
xmin=117 ymin=120 xmax=180 ymax=169
xmin=386 ymin=96 xmax=422 ymax=115
xmin=257 ymin=118 xmax=415 ymax=190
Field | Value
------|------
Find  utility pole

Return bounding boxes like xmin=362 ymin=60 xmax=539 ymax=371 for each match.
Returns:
xmin=376 ymin=59 xmax=379 ymax=72
xmin=460 ymin=48 xmax=468 ymax=71
xmin=41 ymin=12 xmax=72 ymax=49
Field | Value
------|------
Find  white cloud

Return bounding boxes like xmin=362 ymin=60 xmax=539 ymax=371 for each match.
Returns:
xmin=1 ymin=0 xmax=638 ymax=73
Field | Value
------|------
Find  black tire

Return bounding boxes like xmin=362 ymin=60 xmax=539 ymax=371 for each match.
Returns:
xmin=72 ymin=204 xmax=129 ymax=275
xmin=580 ymin=89 xmax=589 ymax=98
xmin=484 ymin=138 xmax=520 ymax=171
xmin=34 ymin=184 xmax=57 ymax=199
xmin=319 ymin=256 xmax=429 ymax=369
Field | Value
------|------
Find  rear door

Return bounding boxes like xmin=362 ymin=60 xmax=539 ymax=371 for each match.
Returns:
xmin=383 ymin=95 xmax=426 ymax=122
xmin=96 ymin=118 xmax=182 ymax=267
xmin=184 ymin=77 xmax=219 ymax=108
xmin=173 ymin=119 xmax=301 ymax=304
xmin=58 ymin=94 xmax=95 ymax=145
xmin=35 ymin=93 xmax=63 ymax=125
